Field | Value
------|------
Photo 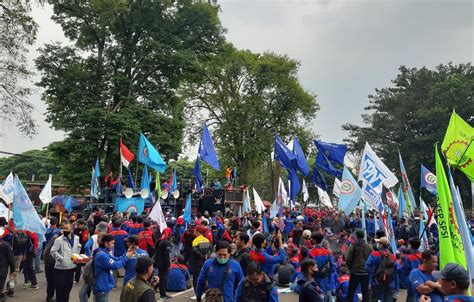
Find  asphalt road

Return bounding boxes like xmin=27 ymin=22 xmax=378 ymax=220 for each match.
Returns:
xmin=9 ymin=267 xmax=299 ymax=302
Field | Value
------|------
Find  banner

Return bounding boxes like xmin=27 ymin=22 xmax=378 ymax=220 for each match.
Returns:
xmin=435 ymin=146 xmax=466 ymax=269
xmin=338 ymin=167 xmax=361 ymax=215
xmin=115 ymin=197 xmax=144 ymax=214
xmin=12 ymin=176 xmax=47 ymax=234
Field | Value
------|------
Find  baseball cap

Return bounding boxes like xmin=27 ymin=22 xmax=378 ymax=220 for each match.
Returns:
xmin=375 ymin=237 xmax=390 ymax=246
xmin=176 ymin=217 xmax=184 ymax=225
xmin=432 ymin=263 xmax=470 ymax=288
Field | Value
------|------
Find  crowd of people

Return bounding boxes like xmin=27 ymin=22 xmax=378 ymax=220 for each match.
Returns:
xmin=0 ymin=200 xmax=473 ymax=302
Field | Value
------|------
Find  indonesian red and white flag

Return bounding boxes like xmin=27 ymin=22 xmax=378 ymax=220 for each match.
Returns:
xmin=120 ymin=139 xmax=135 ymax=168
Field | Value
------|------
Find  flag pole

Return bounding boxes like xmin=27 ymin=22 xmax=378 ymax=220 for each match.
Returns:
xmin=134 ymin=161 xmax=139 ymax=192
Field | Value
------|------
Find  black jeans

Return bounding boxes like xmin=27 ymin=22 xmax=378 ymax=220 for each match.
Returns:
xmin=346 ymin=274 xmax=369 ymax=302
xmin=45 ymin=263 xmax=55 ymax=300
xmin=54 ymin=268 xmax=74 ymax=302
xmin=74 ymin=263 xmax=82 ymax=283
xmin=23 ymin=252 xmax=37 ymax=286
xmin=159 ymin=269 xmax=169 ymax=298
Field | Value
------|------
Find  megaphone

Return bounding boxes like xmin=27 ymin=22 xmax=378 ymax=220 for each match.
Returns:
xmin=123 ymin=188 xmax=133 ymax=199
xmin=173 ymin=189 xmax=180 ymax=199
xmin=140 ymin=188 xmax=149 ymax=199
xmin=161 ymin=190 xmax=169 ymax=199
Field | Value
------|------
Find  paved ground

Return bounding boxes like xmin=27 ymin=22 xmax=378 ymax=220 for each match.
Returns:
xmin=8 ymin=266 xmax=299 ymax=302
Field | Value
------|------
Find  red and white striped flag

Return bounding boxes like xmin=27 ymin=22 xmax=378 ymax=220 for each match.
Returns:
xmin=120 ymin=139 xmax=135 ymax=168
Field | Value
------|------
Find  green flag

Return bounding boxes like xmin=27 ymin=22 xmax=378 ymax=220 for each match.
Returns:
xmin=435 ymin=145 xmax=466 ymax=269
xmin=441 ymin=111 xmax=474 ymax=181
xmin=156 ymin=172 xmax=161 ymax=198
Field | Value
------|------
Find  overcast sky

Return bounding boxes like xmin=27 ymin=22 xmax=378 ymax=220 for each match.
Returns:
xmin=0 ymin=0 xmax=472 ymax=157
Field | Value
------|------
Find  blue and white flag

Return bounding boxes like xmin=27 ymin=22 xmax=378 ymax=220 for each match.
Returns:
xmin=170 ymin=169 xmax=177 ymax=192
xmin=449 ymin=169 xmax=474 ymax=281
xmin=140 ymin=165 xmax=150 ymax=197
xmin=338 ymin=167 xmax=362 ymax=215
xmin=138 ymin=133 xmax=167 ymax=173
xmin=420 ymin=164 xmax=437 ymax=195
xmin=12 ymin=176 xmax=47 ymax=234
xmin=399 ymin=152 xmax=417 ymax=211
xmin=419 ymin=197 xmax=429 ymax=220
xmin=193 ymin=158 xmax=203 ymax=192
xmin=398 ymin=187 xmax=408 ymax=219
xmin=316 ymin=152 xmax=342 ymax=178
xmin=183 ymin=194 xmax=192 ymax=223
xmin=362 ymin=181 xmax=384 ymax=212
xmin=90 ymin=159 xmax=100 ymax=200
xmin=387 ymin=208 xmax=398 ymax=253
xmin=199 ymin=125 xmax=220 ymax=170
xmin=242 ymin=189 xmax=251 ymax=213
xmin=274 ymin=134 xmax=296 ymax=171
xmin=1 ymin=172 xmax=14 ymax=204
xmin=292 ymin=137 xmax=310 ymax=176
xmin=269 ymin=199 xmax=279 ymax=218
xmin=314 ymin=140 xmax=347 ymax=166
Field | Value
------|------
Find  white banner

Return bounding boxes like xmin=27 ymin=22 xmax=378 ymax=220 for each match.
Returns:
xmin=39 ymin=175 xmax=52 ymax=204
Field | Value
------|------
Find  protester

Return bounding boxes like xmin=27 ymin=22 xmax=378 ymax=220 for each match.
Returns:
xmin=154 ymin=227 xmax=172 ymax=300
xmin=73 ymin=219 xmax=90 ymax=284
xmin=0 ymin=234 xmax=15 ymax=300
xmin=123 ymin=235 xmax=148 ymax=286
xmin=234 ymin=261 xmax=278 ymax=302
xmin=297 ymin=258 xmax=324 ymax=302
xmin=310 ymin=232 xmax=336 ymax=300
xmin=232 ymin=232 xmax=251 ymax=277
xmin=167 ymin=256 xmax=191 ymax=292
xmin=408 ymin=250 xmax=442 ymax=302
xmin=249 ymin=233 xmax=286 ymax=277
xmin=429 ymin=263 xmax=473 ymax=302
xmin=50 ymin=219 xmax=82 ymax=302
xmin=190 ymin=225 xmax=212 ymax=289
xmin=119 ymin=256 xmax=159 ymax=302
xmin=138 ymin=221 xmax=155 ymax=257
xmin=403 ymin=237 xmax=422 ymax=302
xmin=195 ymin=241 xmax=244 ymax=302
xmin=344 ymin=229 xmax=373 ymax=302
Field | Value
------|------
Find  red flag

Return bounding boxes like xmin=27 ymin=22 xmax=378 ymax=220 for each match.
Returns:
xmin=120 ymin=139 xmax=135 ymax=168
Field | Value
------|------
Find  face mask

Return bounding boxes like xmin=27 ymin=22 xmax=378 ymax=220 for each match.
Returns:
xmin=216 ymin=258 xmax=229 ymax=265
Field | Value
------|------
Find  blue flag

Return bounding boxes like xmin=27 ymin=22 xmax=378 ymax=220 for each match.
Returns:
xmin=399 ymin=152 xmax=417 ymax=210
xmin=387 ymin=208 xmax=398 ymax=253
xmin=292 ymin=137 xmax=310 ymax=176
xmin=449 ymin=169 xmax=474 ymax=279
xmin=274 ymin=134 xmax=296 ymax=171
xmin=12 ymin=176 xmax=47 ymax=234
xmin=184 ymin=194 xmax=192 ymax=223
xmin=90 ymin=158 xmax=100 ymax=199
xmin=316 ymin=151 xmax=342 ymax=178
xmin=171 ymin=169 xmax=177 ymax=192
xmin=115 ymin=196 xmax=144 ymax=214
xmin=193 ymin=158 xmax=203 ymax=192
xmin=398 ymin=187 xmax=407 ymax=218
xmin=288 ymin=168 xmax=300 ymax=201
xmin=311 ymin=165 xmax=327 ymax=191
xmin=262 ymin=215 xmax=269 ymax=234
xmin=420 ymin=164 xmax=437 ymax=196
xmin=315 ymin=140 xmax=347 ymax=166
xmin=338 ymin=167 xmax=362 ymax=215
xmin=127 ymin=168 xmax=135 ymax=190
xmin=140 ymin=165 xmax=150 ymax=196
xmin=199 ymin=124 xmax=220 ymax=170
xmin=242 ymin=190 xmax=250 ymax=213
xmin=138 ymin=133 xmax=167 ymax=173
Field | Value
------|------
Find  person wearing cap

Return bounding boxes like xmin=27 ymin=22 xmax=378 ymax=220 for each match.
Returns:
xmin=137 ymin=221 xmax=154 ymax=257
xmin=120 ymin=256 xmax=159 ymax=302
xmin=190 ymin=225 xmax=211 ymax=290
xmin=408 ymin=250 xmax=442 ymax=302
xmin=428 ymin=263 xmax=473 ymax=302
xmin=154 ymin=227 xmax=173 ymax=300
xmin=170 ymin=218 xmax=185 ymax=258
xmin=403 ymin=237 xmax=422 ymax=302
xmin=123 ymin=235 xmax=148 ymax=286
xmin=345 ymin=229 xmax=373 ymax=302
xmin=365 ymin=237 xmax=399 ymax=302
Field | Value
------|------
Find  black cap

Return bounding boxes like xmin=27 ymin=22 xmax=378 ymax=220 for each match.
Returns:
xmin=125 ymin=235 xmax=139 ymax=245
xmin=432 ymin=263 xmax=470 ymax=288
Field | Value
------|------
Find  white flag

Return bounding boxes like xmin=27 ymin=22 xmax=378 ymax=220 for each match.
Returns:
xmin=0 ymin=203 xmax=10 ymax=220
xmin=148 ymin=199 xmax=167 ymax=231
xmin=317 ymin=186 xmax=333 ymax=208
xmin=333 ymin=178 xmax=342 ymax=197
xmin=253 ymin=188 xmax=265 ymax=214
xmin=302 ymin=179 xmax=309 ymax=202
xmin=1 ymin=172 xmax=14 ymax=204
xmin=278 ymin=177 xmax=288 ymax=207
xmin=39 ymin=175 xmax=52 ymax=204
xmin=358 ymin=142 xmax=398 ymax=188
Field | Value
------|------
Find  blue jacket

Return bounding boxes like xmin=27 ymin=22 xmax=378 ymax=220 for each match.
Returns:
xmin=167 ymin=263 xmax=190 ymax=292
xmin=297 ymin=276 xmax=325 ymax=302
xmin=365 ymin=249 xmax=399 ymax=290
xmin=402 ymin=250 xmax=421 ymax=295
xmin=310 ymin=246 xmax=336 ymax=292
xmin=195 ymin=258 xmax=243 ymax=302
xmin=283 ymin=217 xmax=294 ymax=235
xmin=365 ymin=218 xmax=375 ymax=235
xmin=234 ymin=273 xmax=278 ymax=302
xmin=93 ymin=248 xmax=128 ymax=293
xmin=109 ymin=229 xmax=128 ymax=257
xmin=45 ymin=227 xmax=61 ymax=245
xmin=123 ymin=248 xmax=148 ymax=285
xmin=249 ymin=248 xmax=286 ymax=277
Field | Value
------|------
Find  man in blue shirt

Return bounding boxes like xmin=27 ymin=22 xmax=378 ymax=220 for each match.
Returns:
xmin=249 ymin=233 xmax=286 ymax=277
xmin=195 ymin=241 xmax=243 ymax=302
xmin=122 ymin=235 xmax=148 ymax=286
xmin=429 ymin=263 xmax=474 ymax=302
xmin=409 ymin=250 xmax=442 ymax=302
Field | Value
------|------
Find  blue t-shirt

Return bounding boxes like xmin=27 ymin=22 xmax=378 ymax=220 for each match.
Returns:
xmin=409 ymin=267 xmax=443 ymax=302
xmin=123 ymin=248 xmax=148 ymax=285
xmin=443 ymin=295 xmax=474 ymax=302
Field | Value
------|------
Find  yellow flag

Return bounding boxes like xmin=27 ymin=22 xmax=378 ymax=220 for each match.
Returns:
xmin=441 ymin=111 xmax=474 ymax=181
xmin=435 ymin=145 xmax=466 ymax=269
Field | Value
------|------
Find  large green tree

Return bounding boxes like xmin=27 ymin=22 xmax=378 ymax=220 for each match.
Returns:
xmin=0 ymin=2 xmax=38 ymax=135
xmin=182 ymin=46 xmax=318 ymax=198
xmin=35 ymin=0 xmax=225 ymax=189
xmin=343 ymin=63 xmax=474 ymax=203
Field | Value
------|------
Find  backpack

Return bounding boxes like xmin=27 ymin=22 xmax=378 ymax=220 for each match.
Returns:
xmin=195 ymin=241 xmax=211 ymax=260
xmin=12 ymin=231 xmax=31 ymax=254
xmin=204 ymin=260 xmax=230 ymax=302
xmin=83 ymin=251 xmax=105 ymax=286
xmin=375 ymin=251 xmax=395 ymax=284
xmin=43 ymin=234 xmax=60 ymax=266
